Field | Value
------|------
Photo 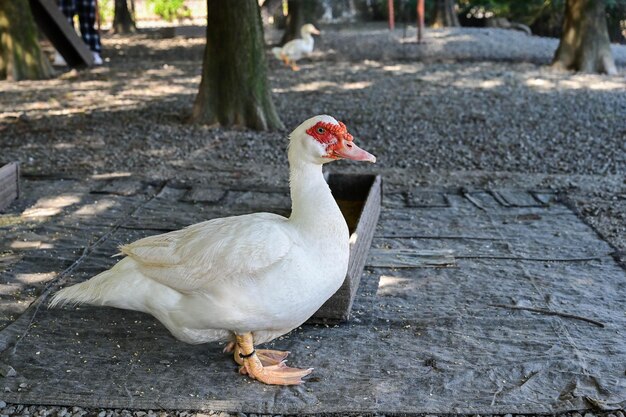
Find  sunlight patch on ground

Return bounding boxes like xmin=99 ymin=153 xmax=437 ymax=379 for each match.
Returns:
xmin=377 ymin=275 xmax=412 ymax=296
xmin=53 ymin=142 xmax=76 ymax=150
xmin=10 ymin=241 xmax=54 ymax=250
xmin=23 ymin=195 xmax=81 ymax=219
xmin=478 ymin=79 xmax=504 ymax=89
xmin=279 ymin=81 xmax=336 ymax=92
xmin=0 ymin=283 xmax=23 ymax=296
xmin=91 ymin=172 xmax=132 ymax=180
xmin=274 ymin=80 xmax=372 ymax=93
xmin=525 ymin=78 xmax=553 ymax=91
xmin=525 ymin=76 xmax=625 ymax=92
xmin=382 ymin=64 xmax=420 ymax=74
xmin=0 ymin=66 xmax=199 ymax=119
xmin=15 ymin=272 xmax=57 ymax=285
xmin=342 ymin=81 xmax=373 ymax=90
xmin=73 ymin=199 xmax=117 ymax=216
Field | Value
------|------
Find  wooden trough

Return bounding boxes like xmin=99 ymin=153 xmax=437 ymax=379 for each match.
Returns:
xmin=310 ymin=173 xmax=382 ymax=323
xmin=0 ymin=162 xmax=20 ymax=212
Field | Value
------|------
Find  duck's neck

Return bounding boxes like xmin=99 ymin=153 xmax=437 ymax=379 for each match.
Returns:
xmin=288 ymin=160 xmax=342 ymax=230
xmin=301 ymin=32 xmax=314 ymax=47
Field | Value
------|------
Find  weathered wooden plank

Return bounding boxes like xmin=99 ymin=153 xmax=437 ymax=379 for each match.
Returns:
xmin=493 ymin=190 xmax=545 ymax=207
xmin=312 ymin=174 xmax=382 ymax=323
xmin=181 ymin=187 xmax=226 ymax=204
xmin=369 ymin=248 xmax=456 ymax=268
xmin=0 ymin=163 xmax=19 ymax=212
xmin=0 ymin=252 xmax=22 ymax=272
xmin=91 ymin=179 xmax=145 ymax=196
xmin=406 ymin=190 xmax=450 ymax=208
xmin=531 ymin=191 xmax=557 ymax=205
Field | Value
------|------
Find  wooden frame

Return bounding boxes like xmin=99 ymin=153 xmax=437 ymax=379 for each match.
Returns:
xmin=310 ymin=173 xmax=383 ymax=323
xmin=0 ymin=162 xmax=20 ymax=212
xmin=29 ymin=0 xmax=95 ymax=68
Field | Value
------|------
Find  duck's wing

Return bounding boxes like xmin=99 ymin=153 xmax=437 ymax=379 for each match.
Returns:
xmin=119 ymin=213 xmax=292 ymax=292
xmin=281 ymin=39 xmax=305 ymax=59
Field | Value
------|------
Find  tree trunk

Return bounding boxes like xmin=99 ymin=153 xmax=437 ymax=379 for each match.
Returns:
xmin=281 ymin=0 xmax=318 ymax=45
xmin=432 ymin=0 xmax=459 ymax=28
xmin=0 ymin=0 xmax=54 ymax=81
xmin=552 ymin=0 xmax=617 ymax=75
xmin=191 ymin=0 xmax=283 ymax=131
xmin=113 ymin=0 xmax=137 ymax=34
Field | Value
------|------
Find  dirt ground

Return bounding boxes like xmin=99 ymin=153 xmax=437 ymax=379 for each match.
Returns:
xmin=0 ymin=25 xmax=626 ymax=416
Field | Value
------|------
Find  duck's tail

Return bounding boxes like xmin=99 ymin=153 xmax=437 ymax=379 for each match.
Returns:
xmin=49 ymin=257 xmax=168 ymax=312
xmin=272 ymin=47 xmax=283 ymax=60
xmin=50 ymin=269 xmax=111 ymax=308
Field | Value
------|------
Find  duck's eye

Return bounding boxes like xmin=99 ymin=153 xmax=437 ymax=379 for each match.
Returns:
xmin=317 ymin=127 xmax=325 ymax=134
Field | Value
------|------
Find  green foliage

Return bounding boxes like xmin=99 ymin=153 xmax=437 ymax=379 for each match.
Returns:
xmin=98 ymin=0 xmax=114 ymax=25
xmin=147 ymin=0 xmax=190 ymax=22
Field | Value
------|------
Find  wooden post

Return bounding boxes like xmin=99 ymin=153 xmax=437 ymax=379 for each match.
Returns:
xmin=417 ymin=0 xmax=424 ymax=42
xmin=0 ymin=163 xmax=20 ymax=212
xmin=388 ymin=0 xmax=394 ymax=30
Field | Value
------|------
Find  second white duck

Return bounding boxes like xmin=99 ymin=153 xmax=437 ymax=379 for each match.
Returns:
xmin=272 ymin=23 xmax=320 ymax=71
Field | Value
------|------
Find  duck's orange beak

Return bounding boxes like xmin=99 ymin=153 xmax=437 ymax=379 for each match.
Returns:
xmin=333 ymin=139 xmax=376 ymax=163
xmin=310 ymin=26 xmax=321 ymax=35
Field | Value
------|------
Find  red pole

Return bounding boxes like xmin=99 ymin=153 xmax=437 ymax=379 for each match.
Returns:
xmin=388 ymin=0 xmax=395 ymax=31
xmin=417 ymin=0 xmax=424 ymax=42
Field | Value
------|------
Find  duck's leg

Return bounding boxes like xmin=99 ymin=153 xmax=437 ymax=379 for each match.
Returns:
xmin=235 ymin=332 xmax=313 ymax=385
xmin=280 ymin=55 xmax=300 ymax=71
xmin=224 ymin=341 xmax=290 ymax=367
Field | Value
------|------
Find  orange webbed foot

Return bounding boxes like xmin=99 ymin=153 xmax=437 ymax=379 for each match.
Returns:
xmin=235 ymin=333 xmax=312 ymax=386
xmin=244 ymin=361 xmax=313 ymax=386
xmin=228 ymin=342 xmax=290 ymax=367
xmin=257 ymin=349 xmax=290 ymax=365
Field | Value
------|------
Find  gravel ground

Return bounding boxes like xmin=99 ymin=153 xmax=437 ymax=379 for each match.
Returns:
xmin=0 ymin=407 xmax=622 ymax=417
xmin=1 ymin=24 xmax=626 ymax=416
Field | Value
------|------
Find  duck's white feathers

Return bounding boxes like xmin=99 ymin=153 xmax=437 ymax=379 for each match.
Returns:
xmin=49 ymin=115 xmax=363 ymax=347
xmin=280 ymin=37 xmax=314 ymax=61
xmin=119 ymin=212 xmax=291 ymax=293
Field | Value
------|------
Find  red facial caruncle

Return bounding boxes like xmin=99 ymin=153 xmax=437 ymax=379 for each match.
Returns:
xmin=306 ymin=121 xmax=354 ymax=160
xmin=305 ymin=120 xmax=376 ymax=163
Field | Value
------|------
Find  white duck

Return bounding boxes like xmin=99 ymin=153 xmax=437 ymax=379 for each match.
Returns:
xmin=272 ymin=23 xmax=320 ymax=71
xmin=50 ymin=115 xmax=376 ymax=386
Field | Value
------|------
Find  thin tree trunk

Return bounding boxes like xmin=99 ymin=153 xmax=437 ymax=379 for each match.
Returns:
xmin=552 ymin=0 xmax=617 ymax=75
xmin=191 ymin=0 xmax=283 ymax=131
xmin=281 ymin=0 xmax=317 ymax=45
xmin=432 ymin=0 xmax=459 ymax=28
xmin=113 ymin=0 xmax=137 ymax=34
xmin=0 ymin=0 xmax=54 ymax=81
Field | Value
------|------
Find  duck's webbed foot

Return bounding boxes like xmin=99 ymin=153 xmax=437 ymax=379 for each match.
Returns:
xmin=226 ymin=341 xmax=290 ymax=367
xmin=235 ymin=333 xmax=312 ymax=385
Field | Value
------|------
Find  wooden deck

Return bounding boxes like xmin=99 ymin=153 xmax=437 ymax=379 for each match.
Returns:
xmin=0 ymin=174 xmax=624 ymax=413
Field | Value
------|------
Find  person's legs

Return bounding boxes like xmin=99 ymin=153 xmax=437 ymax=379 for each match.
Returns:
xmin=59 ymin=0 xmax=77 ymax=24
xmin=75 ymin=0 xmax=103 ymax=64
